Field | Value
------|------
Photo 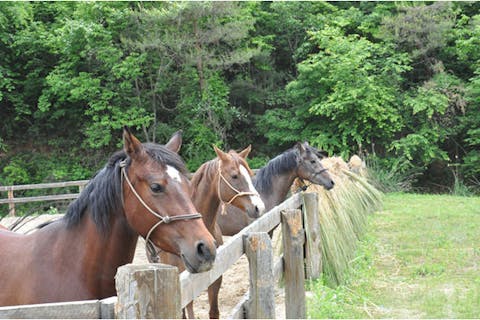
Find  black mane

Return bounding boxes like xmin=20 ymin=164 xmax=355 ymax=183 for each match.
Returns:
xmin=254 ymin=148 xmax=299 ymax=194
xmin=63 ymin=143 xmax=188 ymax=233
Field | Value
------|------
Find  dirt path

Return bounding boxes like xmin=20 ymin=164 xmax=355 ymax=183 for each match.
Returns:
xmin=1 ymin=214 xmax=286 ymax=319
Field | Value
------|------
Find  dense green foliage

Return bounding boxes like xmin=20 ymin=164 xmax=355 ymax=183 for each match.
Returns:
xmin=1 ymin=2 xmax=479 ymax=193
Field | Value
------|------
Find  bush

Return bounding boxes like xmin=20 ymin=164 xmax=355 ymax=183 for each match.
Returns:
xmin=365 ymin=156 xmax=421 ymax=193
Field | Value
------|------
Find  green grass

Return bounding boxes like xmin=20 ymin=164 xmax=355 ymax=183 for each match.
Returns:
xmin=307 ymin=193 xmax=480 ymax=318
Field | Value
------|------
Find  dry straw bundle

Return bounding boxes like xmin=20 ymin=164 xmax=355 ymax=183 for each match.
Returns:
xmin=294 ymin=156 xmax=383 ymax=287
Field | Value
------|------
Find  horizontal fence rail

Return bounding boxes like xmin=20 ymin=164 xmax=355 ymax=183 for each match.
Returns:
xmin=0 ymin=180 xmax=90 ymax=192
xmin=0 ymin=193 xmax=81 ymax=205
xmin=0 ymin=297 xmax=116 ymax=319
xmin=0 ymin=180 xmax=89 ymax=216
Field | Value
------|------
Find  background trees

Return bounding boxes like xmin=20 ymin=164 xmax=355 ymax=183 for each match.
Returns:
xmin=0 ymin=1 xmax=479 ymax=193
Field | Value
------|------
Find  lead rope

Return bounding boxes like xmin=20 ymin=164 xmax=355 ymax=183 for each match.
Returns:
xmin=119 ymin=159 xmax=202 ymax=262
xmin=217 ymin=163 xmax=259 ymax=215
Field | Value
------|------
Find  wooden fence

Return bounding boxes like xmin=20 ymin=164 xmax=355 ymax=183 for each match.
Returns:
xmin=0 ymin=180 xmax=89 ymax=216
xmin=0 ymin=192 xmax=321 ymax=319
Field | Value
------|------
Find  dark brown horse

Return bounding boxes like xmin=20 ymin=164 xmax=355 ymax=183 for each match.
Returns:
xmin=218 ymin=141 xmax=335 ymax=236
xmin=160 ymin=145 xmax=265 ymax=319
xmin=0 ymin=128 xmax=216 ymax=307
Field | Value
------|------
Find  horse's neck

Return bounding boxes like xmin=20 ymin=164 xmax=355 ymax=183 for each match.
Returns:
xmin=256 ymin=170 xmax=297 ymax=211
xmin=192 ymin=171 xmax=221 ymax=232
xmin=53 ymin=213 xmax=138 ymax=297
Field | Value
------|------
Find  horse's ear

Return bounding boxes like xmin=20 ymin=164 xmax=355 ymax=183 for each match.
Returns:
xmin=238 ymin=145 xmax=252 ymax=159
xmin=295 ymin=142 xmax=306 ymax=154
xmin=213 ymin=145 xmax=229 ymax=162
xmin=165 ymin=130 xmax=182 ymax=153
xmin=123 ymin=126 xmax=145 ymax=159
xmin=316 ymin=149 xmax=328 ymax=159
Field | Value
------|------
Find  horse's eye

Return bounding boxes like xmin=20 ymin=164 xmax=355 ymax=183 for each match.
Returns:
xmin=150 ymin=183 xmax=165 ymax=193
xmin=232 ymin=174 xmax=238 ymax=179
xmin=310 ymin=160 xmax=316 ymax=164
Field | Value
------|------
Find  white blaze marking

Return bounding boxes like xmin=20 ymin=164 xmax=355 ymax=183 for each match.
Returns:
xmin=240 ymin=165 xmax=265 ymax=215
xmin=166 ymin=165 xmax=182 ymax=183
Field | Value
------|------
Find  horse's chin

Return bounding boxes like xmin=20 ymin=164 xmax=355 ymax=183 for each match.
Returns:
xmin=245 ymin=208 xmax=258 ymax=219
xmin=324 ymin=184 xmax=334 ymax=191
xmin=310 ymin=177 xmax=335 ymax=190
xmin=181 ymin=254 xmax=213 ymax=274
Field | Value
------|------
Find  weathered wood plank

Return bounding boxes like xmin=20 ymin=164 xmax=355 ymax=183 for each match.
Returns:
xmin=303 ymin=192 xmax=322 ymax=279
xmin=99 ymin=296 xmax=116 ymax=319
xmin=282 ymin=209 xmax=306 ymax=319
xmin=0 ymin=180 xmax=89 ymax=192
xmin=180 ymin=193 xmax=302 ymax=308
xmin=0 ymin=300 xmax=99 ymax=319
xmin=0 ymin=193 xmax=80 ymax=205
xmin=227 ymin=254 xmax=284 ymax=320
xmin=116 ymin=264 xmax=181 ymax=319
xmin=244 ymin=232 xmax=275 ymax=319
xmin=273 ymin=254 xmax=285 ymax=282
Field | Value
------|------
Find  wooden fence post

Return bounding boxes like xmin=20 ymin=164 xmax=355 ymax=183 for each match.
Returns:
xmin=7 ymin=188 xmax=15 ymax=217
xmin=244 ymin=232 xmax=275 ymax=319
xmin=281 ymin=209 xmax=306 ymax=319
xmin=302 ymin=192 xmax=322 ymax=279
xmin=115 ymin=264 xmax=181 ymax=319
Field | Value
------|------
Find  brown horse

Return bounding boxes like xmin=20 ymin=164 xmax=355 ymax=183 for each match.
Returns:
xmin=218 ymin=141 xmax=335 ymax=236
xmin=160 ymin=145 xmax=265 ymax=319
xmin=0 ymin=128 xmax=216 ymax=307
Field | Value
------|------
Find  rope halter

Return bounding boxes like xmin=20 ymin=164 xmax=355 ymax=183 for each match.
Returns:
xmin=296 ymin=167 xmax=330 ymax=193
xmin=119 ymin=159 xmax=202 ymax=262
xmin=217 ymin=163 xmax=259 ymax=215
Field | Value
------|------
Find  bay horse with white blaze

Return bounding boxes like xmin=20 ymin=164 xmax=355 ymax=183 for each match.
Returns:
xmin=218 ymin=141 xmax=335 ymax=236
xmin=0 ymin=128 xmax=216 ymax=307
xmin=159 ymin=145 xmax=265 ymax=319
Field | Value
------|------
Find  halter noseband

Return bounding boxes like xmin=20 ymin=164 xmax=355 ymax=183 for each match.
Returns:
xmin=217 ymin=163 xmax=259 ymax=215
xmin=296 ymin=168 xmax=329 ymax=193
xmin=119 ymin=159 xmax=202 ymax=262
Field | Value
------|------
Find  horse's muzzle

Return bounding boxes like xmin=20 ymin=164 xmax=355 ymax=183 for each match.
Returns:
xmin=182 ymin=240 xmax=216 ymax=273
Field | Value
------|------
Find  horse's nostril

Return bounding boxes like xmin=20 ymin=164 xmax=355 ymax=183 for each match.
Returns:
xmin=331 ymin=180 xmax=335 ymax=186
xmin=197 ymin=241 xmax=207 ymax=256
xmin=196 ymin=241 xmax=214 ymax=261
xmin=255 ymin=206 xmax=259 ymax=214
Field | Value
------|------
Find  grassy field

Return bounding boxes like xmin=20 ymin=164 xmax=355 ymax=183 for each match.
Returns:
xmin=307 ymin=193 xmax=480 ymax=318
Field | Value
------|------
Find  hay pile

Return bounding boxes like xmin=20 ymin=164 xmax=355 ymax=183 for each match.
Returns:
xmin=294 ymin=156 xmax=382 ymax=287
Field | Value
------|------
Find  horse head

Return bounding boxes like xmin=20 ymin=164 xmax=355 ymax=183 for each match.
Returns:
xmin=121 ymin=128 xmax=216 ymax=273
xmin=214 ymin=145 xmax=265 ymax=219
xmin=295 ymin=141 xmax=335 ymax=190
